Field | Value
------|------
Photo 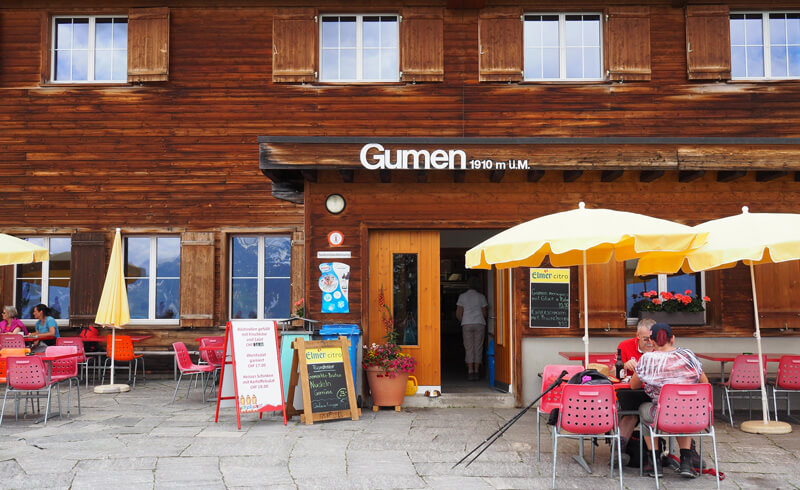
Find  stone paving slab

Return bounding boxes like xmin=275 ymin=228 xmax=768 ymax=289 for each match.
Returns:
xmin=1 ymin=379 xmax=799 ymax=488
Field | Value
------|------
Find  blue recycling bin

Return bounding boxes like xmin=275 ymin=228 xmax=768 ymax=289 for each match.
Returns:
xmin=319 ymin=324 xmax=362 ymax=396
xmin=487 ymin=339 xmax=496 ymax=387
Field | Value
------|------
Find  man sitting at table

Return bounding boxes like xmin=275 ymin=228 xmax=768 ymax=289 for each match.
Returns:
xmin=615 ymin=318 xmax=656 ymax=464
xmin=30 ymin=303 xmax=60 ymax=352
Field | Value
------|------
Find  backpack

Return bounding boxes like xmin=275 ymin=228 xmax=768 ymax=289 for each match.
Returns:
xmin=567 ymin=369 xmax=613 ymax=386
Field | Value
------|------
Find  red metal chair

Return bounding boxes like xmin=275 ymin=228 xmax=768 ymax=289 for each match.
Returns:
xmin=536 ymin=364 xmax=584 ymax=460
xmin=0 ymin=356 xmax=61 ymax=426
xmin=199 ymin=338 xmax=224 ymax=395
xmin=771 ymin=355 xmax=800 ymax=422
xmin=172 ymin=342 xmax=216 ymax=404
xmin=722 ymin=354 xmax=768 ymax=426
xmin=641 ymin=383 xmax=719 ymax=489
xmin=1 ymin=334 xmax=25 ymax=349
xmin=45 ymin=346 xmax=81 ymax=417
xmin=57 ymin=337 xmax=95 ymax=388
xmin=101 ymin=335 xmax=145 ymax=388
xmin=552 ymin=384 xmax=623 ymax=489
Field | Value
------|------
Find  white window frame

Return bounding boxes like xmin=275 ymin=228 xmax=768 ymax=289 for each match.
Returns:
xmin=523 ymin=12 xmax=604 ymax=82
xmin=51 ymin=15 xmax=128 ymax=83
xmin=730 ymin=11 xmax=800 ymax=80
xmin=124 ymin=235 xmax=180 ymax=325
xmin=15 ymin=236 xmax=71 ymax=327
xmin=228 ymin=235 xmax=292 ymax=321
xmin=318 ymin=14 xmax=400 ymax=83
xmin=625 ymin=267 xmax=707 ymax=325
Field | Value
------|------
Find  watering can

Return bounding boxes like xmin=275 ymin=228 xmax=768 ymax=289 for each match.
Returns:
xmin=405 ymin=375 xmax=418 ymax=396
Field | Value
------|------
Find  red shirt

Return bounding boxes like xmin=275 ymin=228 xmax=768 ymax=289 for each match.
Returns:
xmin=617 ymin=337 xmax=644 ymax=376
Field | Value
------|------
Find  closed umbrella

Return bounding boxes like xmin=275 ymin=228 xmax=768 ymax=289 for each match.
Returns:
xmin=0 ymin=233 xmax=48 ymax=265
xmin=636 ymin=206 xmax=800 ymax=434
xmin=466 ymin=202 xmax=705 ymax=366
xmin=94 ymin=228 xmax=132 ymax=394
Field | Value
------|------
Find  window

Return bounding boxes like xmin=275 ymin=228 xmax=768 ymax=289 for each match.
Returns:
xmin=731 ymin=12 xmax=800 ymax=79
xmin=52 ymin=16 xmax=128 ymax=83
xmin=320 ymin=15 xmax=399 ymax=82
xmin=230 ymin=235 xmax=291 ymax=320
xmin=624 ymin=260 xmax=705 ymax=320
xmin=524 ymin=13 xmax=602 ymax=81
xmin=15 ymin=237 xmax=71 ymax=322
xmin=124 ymin=236 xmax=180 ymax=322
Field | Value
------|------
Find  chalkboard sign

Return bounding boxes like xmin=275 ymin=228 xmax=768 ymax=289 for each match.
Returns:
xmin=529 ymin=268 xmax=570 ymax=328
xmin=286 ymin=337 xmax=360 ymax=425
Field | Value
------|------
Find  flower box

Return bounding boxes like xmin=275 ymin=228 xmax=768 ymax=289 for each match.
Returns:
xmin=638 ymin=311 xmax=706 ymax=326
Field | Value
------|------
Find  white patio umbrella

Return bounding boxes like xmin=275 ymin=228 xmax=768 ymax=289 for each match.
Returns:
xmin=636 ymin=206 xmax=800 ymax=434
xmin=94 ymin=229 xmax=132 ymax=394
xmin=466 ymin=202 xmax=706 ymax=366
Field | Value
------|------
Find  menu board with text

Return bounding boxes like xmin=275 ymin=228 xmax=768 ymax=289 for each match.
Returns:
xmin=529 ymin=268 xmax=570 ymax=328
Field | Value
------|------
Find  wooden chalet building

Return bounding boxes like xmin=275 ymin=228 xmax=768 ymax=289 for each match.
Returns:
xmin=1 ymin=0 xmax=799 ymax=404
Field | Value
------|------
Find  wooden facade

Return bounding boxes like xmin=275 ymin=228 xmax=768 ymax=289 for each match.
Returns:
xmin=0 ymin=2 xmax=799 ymax=391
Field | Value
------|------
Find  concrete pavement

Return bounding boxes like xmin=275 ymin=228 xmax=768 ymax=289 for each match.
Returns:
xmin=1 ymin=379 xmax=799 ymax=489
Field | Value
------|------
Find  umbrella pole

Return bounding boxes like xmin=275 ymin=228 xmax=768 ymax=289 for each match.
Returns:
xmin=582 ymin=250 xmax=589 ymax=367
xmin=740 ymin=263 xmax=792 ymax=434
xmin=111 ymin=328 xmax=116 ymax=386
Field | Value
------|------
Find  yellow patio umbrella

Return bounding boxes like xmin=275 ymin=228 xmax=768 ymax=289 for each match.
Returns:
xmin=0 ymin=233 xmax=49 ymax=265
xmin=466 ymin=202 xmax=706 ymax=366
xmin=636 ymin=206 xmax=800 ymax=434
xmin=94 ymin=228 xmax=132 ymax=394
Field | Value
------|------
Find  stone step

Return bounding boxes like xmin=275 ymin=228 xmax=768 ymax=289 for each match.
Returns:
xmin=402 ymin=391 xmax=516 ymax=409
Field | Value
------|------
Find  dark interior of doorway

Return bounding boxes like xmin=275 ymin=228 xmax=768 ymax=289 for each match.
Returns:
xmin=440 ymin=248 xmax=496 ymax=394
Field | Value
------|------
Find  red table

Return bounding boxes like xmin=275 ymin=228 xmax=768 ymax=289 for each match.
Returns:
xmin=695 ymin=352 xmax=791 ymax=383
xmin=78 ymin=334 xmax=153 ymax=343
xmin=23 ymin=334 xmax=55 ymax=343
xmin=558 ymin=351 xmax=616 ymax=367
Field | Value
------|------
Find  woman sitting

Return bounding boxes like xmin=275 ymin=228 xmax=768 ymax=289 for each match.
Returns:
xmin=0 ymin=306 xmax=27 ymax=334
xmin=630 ymin=323 xmax=709 ymax=479
xmin=30 ymin=303 xmax=60 ymax=352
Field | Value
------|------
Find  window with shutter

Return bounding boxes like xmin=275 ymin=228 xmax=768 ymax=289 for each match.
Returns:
xmin=69 ymin=232 xmax=105 ymax=328
xmin=686 ymin=5 xmax=731 ymax=80
xmin=579 ymin=262 xmax=626 ymax=330
xmin=273 ymin=8 xmax=317 ymax=83
xmin=400 ymin=8 xmax=444 ymax=82
xmin=605 ymin=7 xmax=651 ymax=81
xmin=753 ymin=261 xmax=800 ymax=329
xmin=180 ymin=232 xmax=215 ymax=327
xmin=479 ymin=7 xmax=523 ymax=82
xmin=127 ymin=7 xmax=169 ymax=82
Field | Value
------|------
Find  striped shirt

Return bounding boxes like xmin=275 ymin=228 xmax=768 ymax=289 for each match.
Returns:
xmin=635 ymin=347 xmax=704 ymax=401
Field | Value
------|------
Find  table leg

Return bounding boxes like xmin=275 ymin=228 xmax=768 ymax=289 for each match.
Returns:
xmin=720 ymin=361 xmax=727 ymax=384
xmin=572 ymin=436 xmax=593 ymax=474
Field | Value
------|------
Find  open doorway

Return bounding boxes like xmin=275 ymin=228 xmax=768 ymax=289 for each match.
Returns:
xmin=440 ymin=230 xmax=509 ymax=394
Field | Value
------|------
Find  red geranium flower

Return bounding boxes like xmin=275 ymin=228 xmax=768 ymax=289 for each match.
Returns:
xmin=703 ymin=296 xmax=711 ymax=302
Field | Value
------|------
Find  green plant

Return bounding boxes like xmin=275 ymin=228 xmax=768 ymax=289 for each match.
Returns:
xmin=631 ymin=289 xmax=710 ymax=316
xmin=362 ymin=342 xmax=417 ymax=378
xmin=294 ymin=297 xmax=305 ymax=318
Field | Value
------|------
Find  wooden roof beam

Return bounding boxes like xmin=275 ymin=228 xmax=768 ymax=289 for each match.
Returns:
xmin=755 ymin=170 xmax=788 ymax=182
xmin=416 ymin=170 xmax=428 ymax=183
xmin=339 ymin=170 xmax=354 ymax=183
xmin=717 ymin=170 xmax=747 ymax=182
xmin=446 ymin=0 xmax=486 ymax=8
xmin=679 ymin=170 xmax=705 ymax=182
xmin=640 ymin=170 xmax=665 ymax=182
xmin=796 ymin=171 xmax=800 ymax=182
xmin=300 ymin=170 xmax=317 ymax=182
xmin=489 ymin=170 xmax=505 ymax=183
xmin=563 ymin=170 xmax=582 ymax=182
xmin=601 ymin=170 xmax=624 ymax=182
xmin=379 ymin=170 xmax=391 ymax=183
xmin=527 ymin=169 xmax=545 ymax=182
xmin=453 ymin=170 xmax=465 ymax=183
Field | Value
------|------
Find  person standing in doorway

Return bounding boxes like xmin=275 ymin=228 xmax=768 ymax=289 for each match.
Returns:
xmin=456 ymin=276 xmax=488 ymax=381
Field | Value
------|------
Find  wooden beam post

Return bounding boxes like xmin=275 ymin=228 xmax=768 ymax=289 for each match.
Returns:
xmin=527 ymin=169 xmax=545 ymax=182
xmin=489 ymin=170 xmax=505 ymax=183
xmin=755 ymin=170 xmax=788 ymax=182
xmin=600 ymin=170 xmax=624 ymax=182
xmin=338 ymin=170 xmax=354 ymax=183
xmin=717 ymin=170 xmax=747 ymax=182
xmin=563 ymin=170 xmax=583 ymax=182
xmin=678 ymin=170 xmax=705 ymax=182
xmin=640 ymin=170 xmax=665 ymax=182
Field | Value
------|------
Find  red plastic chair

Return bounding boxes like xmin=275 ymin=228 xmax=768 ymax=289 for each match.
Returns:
xmin=101 ymin=335 xmax=145 ymax=388
xmin=771 ymin=355 xmax=800 ymax=421
xmin=536 ymin=364 xmax=584 ymax=460
xmin=641 ymin=383 xmax=719 ymax=489
xmin=0 ymin=334 xmax=25 ymax=349
xmin=57 ymin=337 xmax=95 ymax=388
xmin=199 ymin=338 xmax=224 ymax=395
xmin=722 ymin=354 xmax=768 ymax=425
xmin=172 ymin=342 xmax=216 ymax=404
xmin=552 ymin=384 xmax=622 ymax=489
xmin=45 ymin=346 xmax=81 ymax=417
xmin=1 ymin=356 xmax=61 ymax=426
xmin=0 ymin=348 xmax=31 ymax=384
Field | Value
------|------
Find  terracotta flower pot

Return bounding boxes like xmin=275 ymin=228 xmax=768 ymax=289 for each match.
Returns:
xmin=366 ymin=366 xmax=409 ymax=407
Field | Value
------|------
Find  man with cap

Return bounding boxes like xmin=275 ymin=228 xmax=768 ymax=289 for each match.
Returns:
xmin=631 ymin=323 xmax=708 ymax=479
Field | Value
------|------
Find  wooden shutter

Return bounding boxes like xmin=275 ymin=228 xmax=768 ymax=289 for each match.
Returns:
xmin=180 ymin=232 xmax=215 ymax=327
xmin=273 ymin=8 xmax=317 ymax=83
xmin=0 ymin=265 xmax=13 ymax=308
xmin=69 ymin=232 xmax=106 ymax=328
xmin=753 ymin=262 xmax=800 ymax=329
xmin=127 ymin=7 xmax=170 ymax=82
xmin=579 ymin=262 xmax=627 ymax=330
xmin=605 ymin=7 xmax=651 ymax=81
xmin=685 ymin=5 xmax=731 ymax=80
xmin=400 ymin=8 xmax=444 ymax=82
xmin=479 ymin=7 xmax=523 ymax=82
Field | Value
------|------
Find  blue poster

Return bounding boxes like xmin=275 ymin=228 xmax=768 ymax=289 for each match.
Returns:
xmin=319 ymin=262 xmax=350 ymax=313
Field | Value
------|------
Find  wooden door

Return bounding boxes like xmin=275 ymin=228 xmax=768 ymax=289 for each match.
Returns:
xmin=492 ymin=268 xmax=512 ymax=391
xmin=368 ymin=230 xmax=440 ymax=388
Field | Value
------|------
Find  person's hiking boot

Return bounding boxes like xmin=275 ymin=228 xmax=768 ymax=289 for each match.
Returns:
xmin=643 ymin=457 xmax=663 ymax=477
xmin=663 ymin=455 xmax=681 ymax=473
xmin=619 ymin=452 xmax=631 ymax=467
xmin=679 ymin=458 xmax=699 ymax=478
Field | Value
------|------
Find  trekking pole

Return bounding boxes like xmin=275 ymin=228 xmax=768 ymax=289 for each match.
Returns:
xmin=452 ymin=370 xmax=569 ymax=469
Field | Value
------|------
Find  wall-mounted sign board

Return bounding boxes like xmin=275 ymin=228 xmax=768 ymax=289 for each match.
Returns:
xmin=529 ymin=268 xmax=570 ymax=328
xmin=286 ymin=337 xmax=360 ymax=425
